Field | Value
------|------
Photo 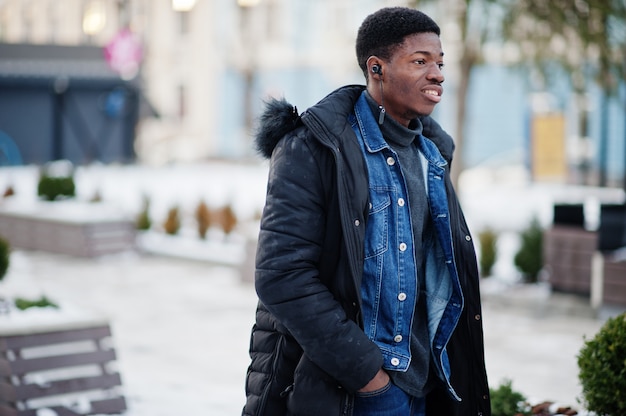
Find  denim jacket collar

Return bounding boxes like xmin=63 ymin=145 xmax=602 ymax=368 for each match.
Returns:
xmin=356 ymin=95 xmax=448 ymax=172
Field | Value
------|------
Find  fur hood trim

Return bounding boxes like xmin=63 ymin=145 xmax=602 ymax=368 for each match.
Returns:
xmin=254 ymin=97 xmax=300 ymax=159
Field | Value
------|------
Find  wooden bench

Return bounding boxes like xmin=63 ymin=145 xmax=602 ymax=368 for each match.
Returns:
xmin=0 ymin=322 xmax=126 ymax=416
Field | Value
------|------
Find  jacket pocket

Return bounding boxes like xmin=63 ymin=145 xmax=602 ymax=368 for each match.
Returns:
xmin=287 ymin=356 xmax=344 ymax=416
xmin=364 ymin=188 xmax=391 ymax=259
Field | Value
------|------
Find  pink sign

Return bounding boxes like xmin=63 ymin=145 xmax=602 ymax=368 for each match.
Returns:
xmin=104 ymin=28 xmax=143 ymax=79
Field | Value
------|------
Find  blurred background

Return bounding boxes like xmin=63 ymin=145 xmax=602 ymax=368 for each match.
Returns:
xmin=0 ymin=0 xmax=624 ymax=187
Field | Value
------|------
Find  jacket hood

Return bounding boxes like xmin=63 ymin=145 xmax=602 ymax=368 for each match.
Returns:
xmin=254 ymin=85 xmax=455 ymax=163
xmin=254 ymin=97 xmax=300 ymax=159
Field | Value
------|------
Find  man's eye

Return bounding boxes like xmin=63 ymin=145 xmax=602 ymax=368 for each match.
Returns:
xmin=415 ymin=60 xmax=426 ymax=65
xmin=438 ymin=63 xmax=445 ymax=70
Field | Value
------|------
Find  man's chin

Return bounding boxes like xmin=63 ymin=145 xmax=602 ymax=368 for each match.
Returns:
xmin=417 ymin=109 xmax=435 ymax=117
xmin=415 ymin=103 xmax=437 ymax=117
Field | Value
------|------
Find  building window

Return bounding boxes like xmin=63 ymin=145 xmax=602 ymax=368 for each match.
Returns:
xmin=178 ymin=11 xmax=190 ymax=35
xmin=83 ymin=0 xmax=107 ymax=42
xmin=48 ymin=3 xmax=57 ymax=43
xmin=22 ymin=4 xmax=33 ymax=43
xmin=266 ymin=0 xmax=279 ymax=41
xmin=178 ymin=84 xmax=186 ymax=120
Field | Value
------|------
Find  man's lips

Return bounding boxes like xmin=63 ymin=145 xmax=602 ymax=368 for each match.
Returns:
xmin=422 ymin=85 xmax=443 ymax=102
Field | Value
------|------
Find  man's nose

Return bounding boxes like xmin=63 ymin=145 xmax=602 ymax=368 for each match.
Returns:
xmin=428 ymin=65 xmax=444 ymax=83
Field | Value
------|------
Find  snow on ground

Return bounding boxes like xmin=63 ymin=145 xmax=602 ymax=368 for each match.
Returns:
xmin=2 ymin=250 xmax=257 ymax=416
xmin=1 ymin=249 xmax=606 ymax=415
xmin=0 ymin=161 xmax=624 ymax=415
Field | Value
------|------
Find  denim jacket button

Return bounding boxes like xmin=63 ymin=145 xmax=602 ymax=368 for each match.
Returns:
xmin=386 ymin=157 xmax=395 ymax=166
xmin=397 ymin=293 xmax=407 ymax=301
xmin=394 ymin=335 xmax=403 ymax=343
xmin=465 ymin=235 xmax=471 ymax=241
xmin=354 ymin=219 xmax=360 ymax=226
xmin=398 ymin=198 xmax=405 ymax=206
xmin=399 ymin=242 xmax=407 ymax=252
xmin=390 ymin=358 xmax=400 ymax=366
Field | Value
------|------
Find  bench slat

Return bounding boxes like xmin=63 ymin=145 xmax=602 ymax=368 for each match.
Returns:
xmin=48 ymin=408 xmax=81 ymax=416
xmin=89 ymin=396 xmax=127 ymax=414
xmin=4 ymin=327 xmax=111 ymax=349
xmin=9 ymin=350 xmax=116 ymax=375
xmin=18 ymin=398 xmax=128 ymax=415
xmin=14 ymin=373 xmax=122 ymax=400
xmin=14 ymin=408 xmax=82 ymax=416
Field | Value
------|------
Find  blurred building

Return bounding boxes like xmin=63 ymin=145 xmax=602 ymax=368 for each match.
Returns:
xmin=0 ymin=0 xmax=624 ymax=188
xmin=0 ymin=0 xmax=410 ymax=165
xmin=0 ymin=0 xmax=149 ymax=165
xmin=0 ymin=42 xmax=143 ymax=165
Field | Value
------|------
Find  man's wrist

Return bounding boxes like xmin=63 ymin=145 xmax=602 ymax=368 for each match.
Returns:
xmin=357 ymin=368 xmax=390 ymax=392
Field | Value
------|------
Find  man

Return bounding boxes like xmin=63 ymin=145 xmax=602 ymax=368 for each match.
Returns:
xmin=243 ymin=7 xmax=490 ymax=416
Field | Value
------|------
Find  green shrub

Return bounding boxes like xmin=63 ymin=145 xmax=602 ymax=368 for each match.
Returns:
xmin=478 ymin=228 xmax=498 ymax=277
xmin=490 ymin=379 xmax=531 ymax=416
xmin=514 ymin=217 xmax=543 ymax=283
xmin=3 ymin=185 xmax=15 ymax=198
xmin=37 ymin=175 xmax=75 ymax=201
xmin=136 ymin=195 xmax=152 ymax=230
xmin=0 ymin=235 xmax=9 ymax=282
xmin=14 ymin=296 xmax=59 ymax=310
xmin=90 ymin=189 xmax=103 ymax=203
xmin=195 ymin=200 xmax=211 ymax=239
xmin=578 ymin=312 xmax=626 ymax=415
xmin=163 ymin=205 xmax=181 ymax=235
xmin=218 ymin=204 xmax=237 ymax=235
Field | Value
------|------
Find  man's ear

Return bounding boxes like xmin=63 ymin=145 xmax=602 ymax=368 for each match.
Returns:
xmin=366 ymin=56 xmax=383 ymax=80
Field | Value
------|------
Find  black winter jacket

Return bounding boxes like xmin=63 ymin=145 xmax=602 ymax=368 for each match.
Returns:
xmin=243 ymin=85 xmax=491 ymax=416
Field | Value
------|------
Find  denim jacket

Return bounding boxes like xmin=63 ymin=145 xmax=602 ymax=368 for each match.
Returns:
xmin=350 ymin=92 xmax=464 ymax=400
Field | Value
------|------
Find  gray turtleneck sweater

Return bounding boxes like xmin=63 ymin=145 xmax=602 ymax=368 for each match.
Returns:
xmin=364 ymin=91 xmax=434 ymax=399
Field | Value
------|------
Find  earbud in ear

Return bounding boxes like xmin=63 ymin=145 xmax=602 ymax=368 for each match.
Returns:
xmin=372 ymin=64 xmax=382 ymax=75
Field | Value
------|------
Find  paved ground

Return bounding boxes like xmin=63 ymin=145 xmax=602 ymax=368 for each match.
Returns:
xmin=2 ymin=249 xmax=618 ymax=415
xmin=480 ymin=283 xmax=607 ymax=408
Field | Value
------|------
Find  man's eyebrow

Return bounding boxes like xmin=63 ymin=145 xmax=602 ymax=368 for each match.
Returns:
xmin=412 ymin=50 xmax=445 ymax=57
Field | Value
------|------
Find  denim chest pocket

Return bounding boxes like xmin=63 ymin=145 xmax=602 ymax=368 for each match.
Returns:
xmin=364 ymin=189 xmax=391 ymax=259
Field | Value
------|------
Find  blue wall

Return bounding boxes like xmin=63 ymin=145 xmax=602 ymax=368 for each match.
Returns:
xmin=464 ymin=65 xmax=527 ymax=167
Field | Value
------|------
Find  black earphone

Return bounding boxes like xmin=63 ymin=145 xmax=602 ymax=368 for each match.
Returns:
xmin=372 ymin=64 xmax=382 ymax=75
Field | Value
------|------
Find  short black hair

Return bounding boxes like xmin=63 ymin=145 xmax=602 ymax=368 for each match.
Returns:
xmin=356 ymin=7 xmax=440 ymax=77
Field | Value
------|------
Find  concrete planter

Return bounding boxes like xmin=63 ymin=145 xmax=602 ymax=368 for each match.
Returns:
xmin=544 ymin=226 xmax=626 ymax=310
xmin=0 ymin=201 xmax=135 ymax=258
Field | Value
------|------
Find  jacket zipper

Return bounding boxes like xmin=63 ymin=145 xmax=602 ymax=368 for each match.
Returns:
xmin=341 ymin=392 xmax=352 ymax=416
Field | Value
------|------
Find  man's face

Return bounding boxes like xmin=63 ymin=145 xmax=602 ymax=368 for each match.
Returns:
xmin=378 ymin=32 xmax=445 ymax=125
